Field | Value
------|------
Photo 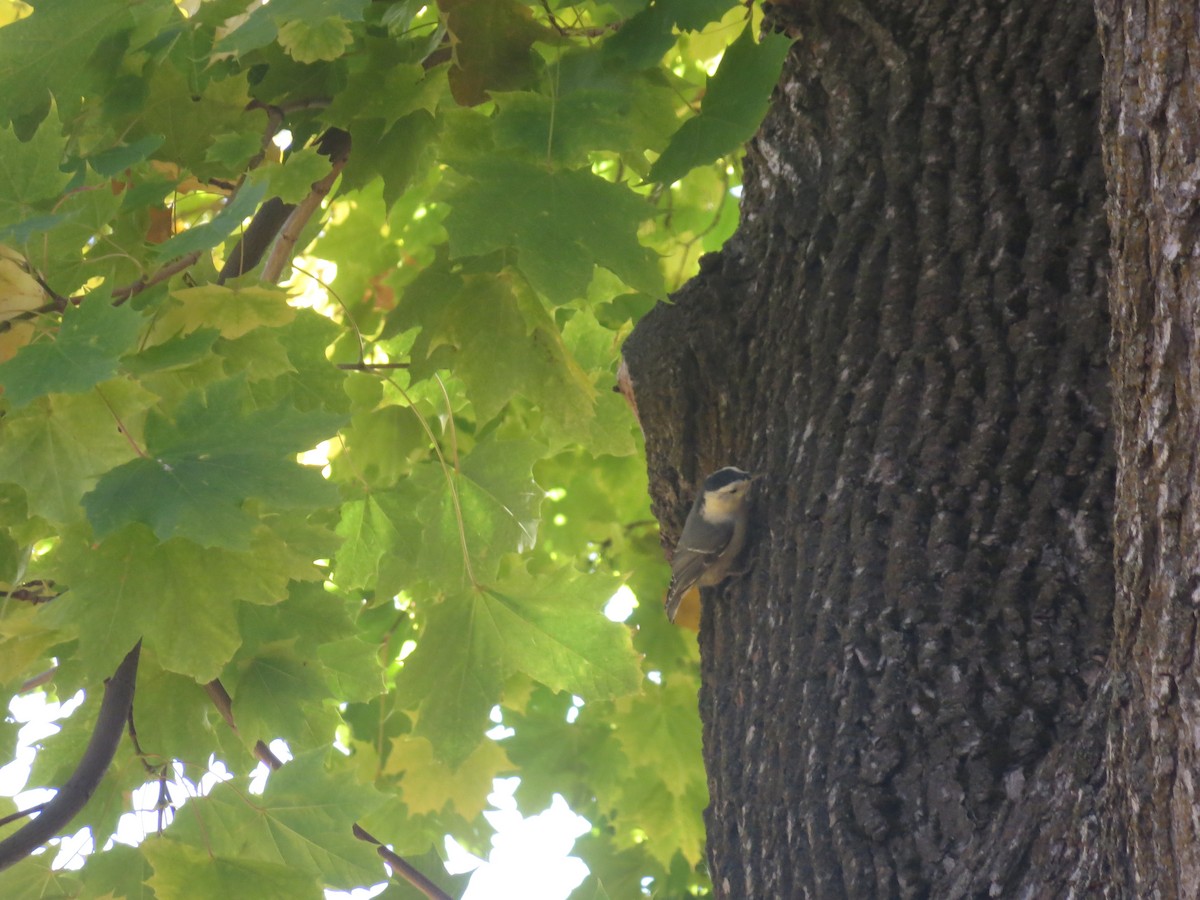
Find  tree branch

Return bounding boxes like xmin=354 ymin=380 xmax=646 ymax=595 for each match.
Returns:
xmin=217 ymin=197 xmax=295 ymax=284
xmin=0 ymin=641 xmax=142 ymax=873
xmin=353 ymin=824 xmax=454 ymax=900
xmin=261 ymin=129 xmax=352 ymax=284
xmin=110 ymin=251 xmax=203 ymax=305
xmin=203 ymin=679 xmax=238 ymax=733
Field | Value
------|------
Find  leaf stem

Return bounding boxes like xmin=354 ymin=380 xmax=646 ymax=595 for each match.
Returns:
xmin=384 ymin=374 xmax=477 ymax=587
xmin=94 ymin=384 xmax=150 ymax=460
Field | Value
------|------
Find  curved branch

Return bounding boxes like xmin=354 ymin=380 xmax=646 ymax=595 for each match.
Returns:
xmin=260 ymin=128 xmax=352 ymax=284
xmin=0 ymin=642 xmax=142 ymax=872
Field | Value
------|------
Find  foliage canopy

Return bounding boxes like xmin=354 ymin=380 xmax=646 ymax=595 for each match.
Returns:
xmin=0 ymin=0 xmax=789 ymax=896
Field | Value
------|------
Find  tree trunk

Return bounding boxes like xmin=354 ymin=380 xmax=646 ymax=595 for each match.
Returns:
xmin=621 ymin=0 xmax=1154 ymax=893
xmin=1097 ymin=0 xmax=1200 ymax=895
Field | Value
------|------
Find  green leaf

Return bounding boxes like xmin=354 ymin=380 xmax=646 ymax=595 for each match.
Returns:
xmin=409 ymin=436 xmax=546 ymax=587
xmin=375 ymin=847 xmax=471 ymax=900
xmin=664 ymin=0 xmax=738 ymax=30
xmin=238 ymin=580 xmax=358 ymax=661
xmin=165 ymin=749 xmax=386 ymax=890
xmin=227 ymin=650 xmax=342 ymax=750
xmin=394 ymin=272 xmax=599 ymax=438
xmin=156 ymin=284 xmax=296 ymax=339
xmin=332 ymin=404 xmax=430 ymax=489
xmin=83 ymin=377 xmax=343 ymax=549
xmin=48 ymin=524 xmax=297 ymax=682
xmin=334 ymin=494 xmax=410 ymax=592
xmin=342 ymin=111 xmax=439 ymax=209
xmin=503 ymin=685 xmax=626 ymax=813
xmin=120 ymin=327 xmax=221 ymax=375
xmin=385 ymin=734 xmax=512 ymax=818
xmin=267 ymin=147 xmax=332 ymax=203
xmin=337 ymin=435 xmax=544 ymax=597
xmin=151 ymin=176 xmax=270 ymax=263
xmin=612 ymin=681 xmax=703 ymax=798
xmin=130 ymin=655 xmax=226 ymax=771
xmin=0 ymin=113 xmax=70 ymax=231
xmin=129 ymin=67 xmax=269 ymax=180
xmin=204 ymin=130 xmax=264 ymax=171
xmin=440 ymin=0 xmax=554 ymax=106
xmin=569 ymin=874 xmax=613 ymax=900
xmin=445 ymin=160 xmax=663 ymax=304
xmin=265 ymin=308 xmax=352 ymax=414
xmin=215 ymin=0 xmax=368 ymax=56
xmin=318 ymin=636 xmax=384 ymax=702
xmin=0 ymin=297 xmax=143 ymax=408
xmin=87 ymin=133 xmax=166 ymax=177
xmin=491 ymin=72 xmax=677 ymax=167
xmin=75 ymin=843 xmax=155 ymax=899
xmin=278 ymin=17 xmax=355 ymax=64
xmin=0 ymin=0 xmax=170 ymax=125
xmin=599 ymin=3 xmax=677 ymax=71
xmin=648 ymin=27 xmax=793 ymax=184
xmin=144 ymin=840 xmax=323 ymax=900
xmin=0 ymin=380 xmax=154 ymax=524
xmin=0 ymin=855 xmax=81 ymax=899
xmin=398 ymin=561 xmax=640 ymax=763
xmin=325 ymin=63 xmax=443 ymax=129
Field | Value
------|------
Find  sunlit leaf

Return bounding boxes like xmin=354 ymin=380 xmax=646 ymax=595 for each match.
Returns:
xmin=649 ymin=27 xmax=793 ymax=184
xmin=278 ymin=16 xmax=354 ymax=64
xmin=0 ymin=379 xmax=154 ymax=521
xmin=166 ymin=749 xmax=387 ymax=889
xmin=398 ymin=561 xmax=640 ymax=764
xmin=49 ymin=524 xmax=299 ymax=682
xmin=82 ymin=377 xmax=341 ymax=547
xmin=145 ymin=839 xmax=324 ymax=899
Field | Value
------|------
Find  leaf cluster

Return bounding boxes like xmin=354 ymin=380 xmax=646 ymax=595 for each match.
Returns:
xmin=0 ymin=0 xmax=790 ymax=896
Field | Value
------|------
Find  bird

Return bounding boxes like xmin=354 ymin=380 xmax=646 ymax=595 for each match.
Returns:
xmin=665 ymin=466 xmax=755 ymax=623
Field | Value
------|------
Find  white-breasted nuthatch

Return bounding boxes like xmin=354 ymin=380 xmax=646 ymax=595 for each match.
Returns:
xmin=665 ymin=466 xmax=755 ymax=623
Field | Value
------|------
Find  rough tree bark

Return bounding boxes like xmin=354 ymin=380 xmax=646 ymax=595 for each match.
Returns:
xmin=618 ymin=0 xmax=1186 ymax=893
xmin=1098 ymin=0 xmax=1200 ymax=895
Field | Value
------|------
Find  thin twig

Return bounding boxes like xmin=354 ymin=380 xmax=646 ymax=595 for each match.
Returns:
xmin=353 ymin=825 xmax=453 ymax=900
xmin=336 ymin=361 xmax=410 ymax=370
xmin=19 ymin=667 xmax=57 ymax=693
xmin=109 ymin=250 xmax=204 ymax=304
xmin=0 ymin=804 xmax=46 ymax=830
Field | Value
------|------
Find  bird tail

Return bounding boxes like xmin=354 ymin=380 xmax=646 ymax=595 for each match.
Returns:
xmin=664 ymin=581 xmax=683 ymax=623
xmin=664 ymin=582 xmax=701 ymax=628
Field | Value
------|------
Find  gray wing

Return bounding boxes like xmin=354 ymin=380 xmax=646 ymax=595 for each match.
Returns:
xmin=665 ymin=515 xmax=734 ymax=621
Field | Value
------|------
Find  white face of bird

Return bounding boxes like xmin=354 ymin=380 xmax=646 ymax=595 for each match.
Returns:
xmin=701 ymin=468 xmax=752 ymax=521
